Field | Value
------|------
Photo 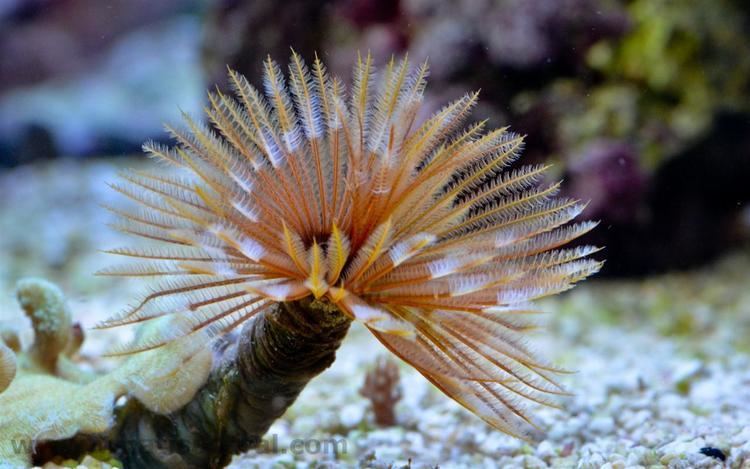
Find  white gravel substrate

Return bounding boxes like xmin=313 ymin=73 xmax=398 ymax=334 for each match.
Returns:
xmin=228 ymin=316 xmax=750 ymax=468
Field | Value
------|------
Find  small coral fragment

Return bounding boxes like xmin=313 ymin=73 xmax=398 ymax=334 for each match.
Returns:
xmin=360 ymin=356 xmax=402 ymax=426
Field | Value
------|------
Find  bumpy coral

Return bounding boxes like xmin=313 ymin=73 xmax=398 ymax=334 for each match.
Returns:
xmin=0 ymin=278 xmax=212 ymax=467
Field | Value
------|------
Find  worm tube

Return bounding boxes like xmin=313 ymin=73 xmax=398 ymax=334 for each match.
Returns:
xmin=111 ymin=297 xmax=351 ymax=468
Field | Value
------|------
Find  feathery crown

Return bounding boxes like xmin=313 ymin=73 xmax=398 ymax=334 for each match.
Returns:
xmin=101 ymin=52 xmax=601 ymax=438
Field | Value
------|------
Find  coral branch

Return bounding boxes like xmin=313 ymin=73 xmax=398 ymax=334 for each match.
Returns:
xmin=16 ymin=278 xmax=72 ymax=373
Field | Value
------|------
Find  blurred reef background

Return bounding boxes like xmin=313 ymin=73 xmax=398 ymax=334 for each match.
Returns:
xmin=1 ymin=0 xmax=749 ymax=277
xmin=1 ymin=0 xmax=750 ymax=467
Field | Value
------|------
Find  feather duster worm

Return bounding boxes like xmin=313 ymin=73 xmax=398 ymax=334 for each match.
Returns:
xmin=101 ymin=52 xmax=601 ymax=440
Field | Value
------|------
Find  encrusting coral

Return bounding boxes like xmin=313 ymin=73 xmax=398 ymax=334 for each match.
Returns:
xmin=0 ymin=278 xmax=212 ymax=467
